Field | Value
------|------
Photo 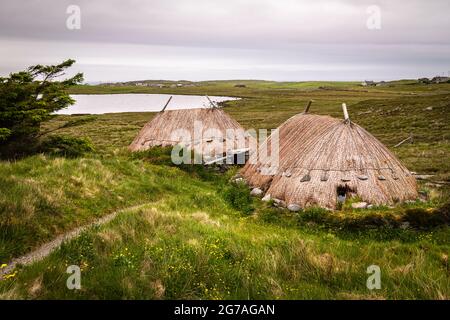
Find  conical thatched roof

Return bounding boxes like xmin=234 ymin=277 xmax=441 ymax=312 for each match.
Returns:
xmin=129 ymin=106 xmax=254 ymax=160
xmin=241 ymin=107 xmax=418 ymax=209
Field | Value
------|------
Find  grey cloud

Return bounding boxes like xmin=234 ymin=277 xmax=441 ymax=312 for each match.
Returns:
xmin=0 ymin=0 xmax=449 ymax=81
xmin=1 ymin=0 xmax=449 ymax=48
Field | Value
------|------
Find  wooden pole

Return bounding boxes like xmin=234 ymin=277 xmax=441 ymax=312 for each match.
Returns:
xmin=206 ymin=95 xmax=218 ymax=108
xmin=161 ymin=96 xmax=173 ymax=112
xmin=394 ymin=134 xmax=413 ymax=148
xmin=342 ymin=103 xmax=350 ymax=123
xmin=303 ymin=100 xmax=313 ymax=114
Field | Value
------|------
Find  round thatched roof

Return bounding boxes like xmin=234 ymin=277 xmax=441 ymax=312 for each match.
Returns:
xmin=241 ymin=113 xmax=418 ymax=209
xmin=129 ymin=108 xmax=254 ymax=159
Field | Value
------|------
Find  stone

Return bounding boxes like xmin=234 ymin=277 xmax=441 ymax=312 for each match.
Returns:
xmin=400 ymin=222 xmax=410 ymax=230
xmin=287 ymin=204 xmax=301 ymax=212
xmin=283 ymin=171 xmax=292 ymax=177
xmin=351 ymin=202 xmax=368 ymax=209
xmin=231 ymin=174 xmax=243 ymax=182
xmin=262 ymin=194 xmax=271 ymax=202
xmin=250 ymin=188 xmax=263 ymax=197
xmin=273 ymin=198 xmax=286 ymax=208
xmin=367 ymin=204 xmax=374 ymax=209
xmin=415 ymin=174 xmax=434 ymax=181
xmin=425 ymin=107 xmax=433 ymax=111
xmin=425 ymin=183 xmax=442 ymax=188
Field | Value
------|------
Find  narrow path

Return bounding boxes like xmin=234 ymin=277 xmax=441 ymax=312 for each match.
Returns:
xmin=0 ymin=203 xmax=151 ymax=279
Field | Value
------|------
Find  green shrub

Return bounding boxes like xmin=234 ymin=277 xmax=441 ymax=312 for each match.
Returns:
xmin=300 ymin=207 xmax=329 ymax=224
xmin=131 ymin=146 xmax=173 ymax=165
xmin=0 ymin=128 xmax=11 ymax=142
xmin=178 ymin=163 xmax=218 ymax=181
xmin=222 ymin=181 xmax=254 ymax=215
xmin=436 ymin=202 xmax=450 ymax=217
xmin=259 ymin=207 xmax=282 ymax=223
xmin=404 ymin=206 xmax=450 ymax=229
xmin=133 ymin=147 xmax=218 ymax=181
xmin=343 ymin=213 xmax=397 ymax=230
xmin=40 ymin=135 xmax=95 ymax=158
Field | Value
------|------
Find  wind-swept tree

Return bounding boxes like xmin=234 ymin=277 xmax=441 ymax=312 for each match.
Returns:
xmin=0 ymin=59 xmax=83 ymax=157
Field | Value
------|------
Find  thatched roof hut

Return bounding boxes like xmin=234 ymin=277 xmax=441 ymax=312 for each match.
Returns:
xmin=241 ymin=103 xmax=418 ymax=209
xmin=129 ymin=100 xmax=254 ymax=162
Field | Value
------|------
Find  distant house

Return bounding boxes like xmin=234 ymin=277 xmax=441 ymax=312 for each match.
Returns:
xmin=418 ymin=78 xmax=431 ymax=84
xmin=431 ymin=76 xmax=450 ymax=84
xmin=148 ymin=83 xmax=164 ymax=88
xmin=361 ymin=80 xmax=376 ymax=87
xmin=376 ymin=81 xmax=388 ymax=87
xmin=135 ymin=82 xmax=152 ymax=87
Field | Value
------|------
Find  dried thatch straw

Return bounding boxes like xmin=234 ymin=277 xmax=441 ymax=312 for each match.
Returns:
xmin=129 ymin=106 xmax=254 ymax=159
xmin=241 ymin=104 xmax=418 ymax=209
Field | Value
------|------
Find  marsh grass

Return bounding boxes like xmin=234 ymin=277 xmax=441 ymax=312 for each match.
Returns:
xmin=0 ymin=80 xmax=449 ymax=299
xmin=1 ymin=194 xmax=448 ymax=299
xmin=0 ymin=152 xmax=219 ymax=261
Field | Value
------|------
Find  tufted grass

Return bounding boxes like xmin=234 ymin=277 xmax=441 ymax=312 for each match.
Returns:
xmin=0 ymin=80 xmax=449 ymax=299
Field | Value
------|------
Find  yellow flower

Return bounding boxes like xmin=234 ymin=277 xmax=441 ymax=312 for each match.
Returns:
xmin=0 ymin=263 xmax=7 ymax=269
xmin=4 ymin=271 xmax=17 ymax=279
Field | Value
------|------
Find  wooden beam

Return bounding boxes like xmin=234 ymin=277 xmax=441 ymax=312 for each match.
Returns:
xmin=342 ymin=103 xmax=350 ymax=123
xmin=161 ymin=96 xmax=173 ymax=112
xmin=206 ymin=95 xmax=218 ymax=108
xmin=394 ymin=134 xmax=413 ymax=148
xmin=303 ymin=100 xmax=314 ymax=114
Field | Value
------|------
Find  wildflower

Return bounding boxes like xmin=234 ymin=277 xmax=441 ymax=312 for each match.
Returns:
xmin=0 ymin=263 xmax=7 ymax=269
xmin=4 ymin=271 xmax=17 ymax=279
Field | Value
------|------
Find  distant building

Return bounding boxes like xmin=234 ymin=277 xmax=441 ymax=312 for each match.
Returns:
xmin=135 ymin=82 xmax=152 ymax=86
xmin=418 ymin=78 xmax=431 ymax=84
xmin=361 ymin=80 xmax=376 ymax=87
xmin=431 ymin=76 xmax=450 ymax=84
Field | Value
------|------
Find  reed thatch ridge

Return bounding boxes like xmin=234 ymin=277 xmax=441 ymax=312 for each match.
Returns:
xmin=241 ymin=108 xmax=418 ymax=209
xmin=129 ymin=107 xmax=255 ymax=160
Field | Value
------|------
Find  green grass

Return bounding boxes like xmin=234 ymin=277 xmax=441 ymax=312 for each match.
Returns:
xmin=0 ymin=80 xmax=449 ymax=299
xmin=66 ymin=81 xmax=450 ymax=176
xmin=0 ymin=154 xmax=181 ymax=262
xmin=1 ymin=185 xmax=448 ymax=299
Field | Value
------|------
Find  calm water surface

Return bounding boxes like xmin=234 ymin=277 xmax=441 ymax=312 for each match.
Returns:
xmin=56 ymin=94 xmax=239 ymax=115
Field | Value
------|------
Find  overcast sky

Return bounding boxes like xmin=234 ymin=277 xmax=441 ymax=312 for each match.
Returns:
xmin=1 ymin=0 xmax=449 ymax=82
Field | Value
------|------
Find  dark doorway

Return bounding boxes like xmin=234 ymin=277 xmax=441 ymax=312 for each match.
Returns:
xmin=336 ymin=185 xmax=355 ymax=208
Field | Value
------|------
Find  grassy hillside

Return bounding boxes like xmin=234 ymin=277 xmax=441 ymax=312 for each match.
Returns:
xmin=67 ymin=80 xmax=450 ymax=176
xmin=0 ymin=81 xmax=449 ymax=299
